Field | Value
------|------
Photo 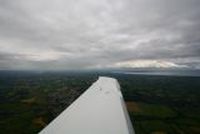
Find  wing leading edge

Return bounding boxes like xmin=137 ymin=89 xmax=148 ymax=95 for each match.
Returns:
xmin=39 ymin=76 xmax=135 ymax=134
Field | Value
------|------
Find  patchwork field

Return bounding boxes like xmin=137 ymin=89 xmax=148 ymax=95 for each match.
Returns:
xmin=0 ymin=71 xmax=200 ymax=134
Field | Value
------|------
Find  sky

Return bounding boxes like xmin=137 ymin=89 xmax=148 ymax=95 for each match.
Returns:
xmin=0 ymin=0 xmax=200 ymax=70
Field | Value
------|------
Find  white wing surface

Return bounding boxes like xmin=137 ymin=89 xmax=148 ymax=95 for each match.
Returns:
xmin=39 ymin=76 xmax=134 ymax=134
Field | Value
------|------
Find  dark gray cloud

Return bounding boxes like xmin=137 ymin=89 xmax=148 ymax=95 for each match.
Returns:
xmin=0 ymin=0 xmax=200 ymax=70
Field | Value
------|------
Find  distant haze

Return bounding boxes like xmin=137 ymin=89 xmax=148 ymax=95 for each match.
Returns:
xmin=0 ymin=0 xmax=200 ymax=70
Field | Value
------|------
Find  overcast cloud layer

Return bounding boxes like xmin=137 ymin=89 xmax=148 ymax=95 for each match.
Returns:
xmin=0 ymin=0 xmax=200 ymax=70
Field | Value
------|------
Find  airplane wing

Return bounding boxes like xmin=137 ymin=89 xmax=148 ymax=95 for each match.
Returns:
xmin=39 ymin=76 xmax=135 ymax=134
